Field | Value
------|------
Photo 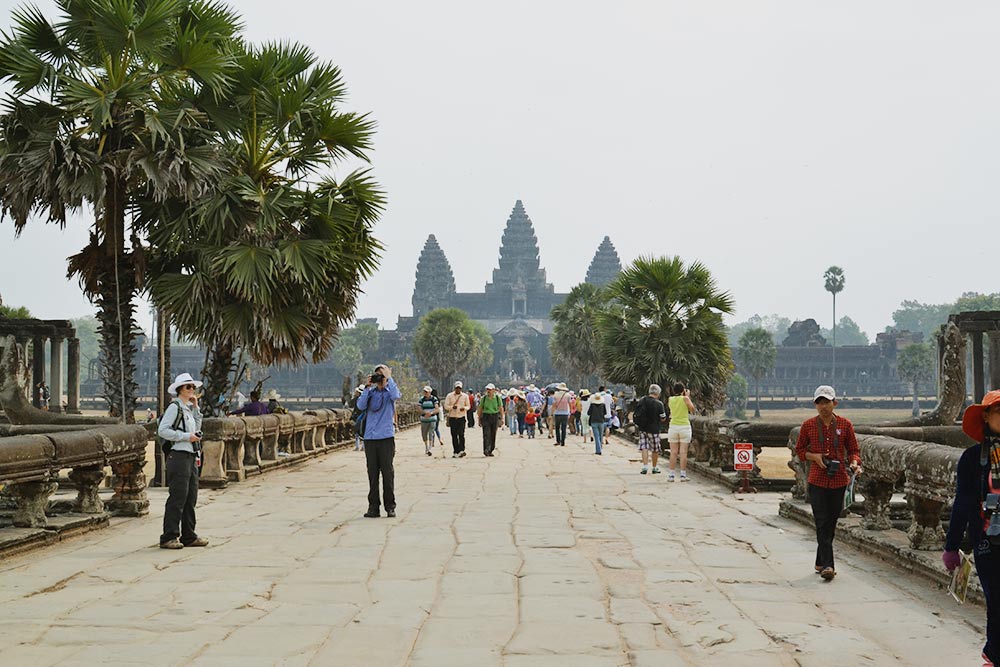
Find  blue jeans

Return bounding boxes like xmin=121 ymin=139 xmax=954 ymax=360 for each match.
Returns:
xmin=517 ymin=413 xmax=527 ymax=434
xmin=509 ymin=413 xmax=518 ymax=435
xmin=591 ymin=423 xmax=605 ymax=453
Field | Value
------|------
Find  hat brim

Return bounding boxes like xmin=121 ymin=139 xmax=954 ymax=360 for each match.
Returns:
xmin=963 ymin=405 xmax=986 ymax=442
xmin=167 ymin=378 xmax=203 ymax=395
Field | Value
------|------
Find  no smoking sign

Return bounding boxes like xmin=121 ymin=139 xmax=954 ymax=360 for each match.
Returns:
xmin=734 ymin=442 xmax=754 ymax=471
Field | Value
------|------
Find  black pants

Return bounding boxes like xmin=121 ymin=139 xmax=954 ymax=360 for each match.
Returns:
xmin=449 ymin=417 xmax=466 ymax=454
xmin=808 ymin=483 xmax=846 ymax=569
xmin=976 ymin=542 xmax=1000 ymax=663
xmin=554 ymin=414 xmax=569 ymax=444
xmin=161 ymin=450 xmax=199 ymax=544
xmin=365 ymin=437 xmax=396 ymax=512
xmin=481 ymin=413 xmax=498 ymax=455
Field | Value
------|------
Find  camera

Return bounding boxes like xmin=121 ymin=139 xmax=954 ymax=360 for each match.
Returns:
xmin=984 ymin=494 xmax=1000 ymax=544
xmin=370 ymin=372 xmax=385 ymax=385
xmin=823 ymin=458 xmax=841 ymax=476
xmin=195 ymin=431 xmax=203 ymax=439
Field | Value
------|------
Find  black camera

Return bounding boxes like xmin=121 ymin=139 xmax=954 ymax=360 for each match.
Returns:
xmin=984 ymin=494 xmax=1000 ymax=544
xmin=195 ymin=431 xmax=202 ymax=439
xmin=823 ymin=458 xmax=841 ymax=476
xmin=370 ymin=371 xmax=385 ymax=385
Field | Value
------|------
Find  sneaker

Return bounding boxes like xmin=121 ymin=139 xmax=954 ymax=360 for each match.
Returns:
xmin=680 ymin=471 xmax=689 ymax=482
xmin=364 ymin=510 xmax=380 ymax=518
xmin=159 ymin=538 xmax=183 ymax=549
xmin=386 ymin=509 xmax=396 ymax=518
xmin=459 ymin=451 xmax=467 ymax=458
xmin=651 ymin=467 xmax=660 ymax=474
xmin=667 ymin=471 xmax=676 ymax=481
xmin=182 ymin=537 xmax=209 ymax=547
xmin=820 ymin=567 xmax=836 ymax=581
xmin=452 ymin=453 xmax=459 ymax=458
xmin=426 ymin=450 xmax=432 ymax=456
xmin=640 ymin=467 xmax=648 ymax=475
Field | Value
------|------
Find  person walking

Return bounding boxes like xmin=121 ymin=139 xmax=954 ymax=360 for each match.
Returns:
xmin=419 ymin=386 xmax=440 ymax=456
xmin=515 ymin=392 xmax=530 ymax=437
xmin=794 ymin=385 xmax=861 ymax=580
xmin=579 ymin=389 xmax=592 ymax=443
xmin=635 ymin=384 xmax=668 ymax=473
xmin=507 ymin=390 xmax=520 ymax=436
xmin=552 ymin=382 xmax=573 ymax=446
xmin=588 ymin=391 xmax=607 ymax=454
xmin=477 ymin=383 xmax=504 ymax=457
xmin=467 ymin=390 xmax=477 ymax=428
xmin=525 ymin=407 xmax=539 ymax=438
xmin=444 ymin=381 xmax=470 ymax=458
xmin=158 ymin=373 xmax=208 ymax=549
xmin=544 ymin=388 xmax=555 ymax=438
xmin=666 ymin=383 xmax=697 ymax=481
xmin=358 ymin=365 xmax=401 ymax=518
xmin=944 ymin=390 xmax=1000 ymax=667
xmin=349 ymin=385 xmax=366 ymax=451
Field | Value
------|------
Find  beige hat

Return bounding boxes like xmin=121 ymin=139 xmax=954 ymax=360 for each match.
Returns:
xmin=266 ymin=389 xmax=282 ymax=400
xmin=167 ymin=372 xmax=202 ymax=396
xmin=454 ymin=380 xmax=463 ymax=388
xmin=485 ymin=383 xmax=496 ymax=390
xmin=557 ymin=382 xmax=569 ymax=391
xmin=422 ymin=385 xmax=432 ymax=393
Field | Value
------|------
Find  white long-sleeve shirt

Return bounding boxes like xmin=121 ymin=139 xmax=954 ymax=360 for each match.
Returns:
xmin=158 ymin=399 xmax=203 ymax=454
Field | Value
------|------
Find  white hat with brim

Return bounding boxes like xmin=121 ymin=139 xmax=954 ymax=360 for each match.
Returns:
xmin=485 ymin=383 xmax=496 ymax=390
xmin=813 ymin=385 xmax=836 ymax=402
xmin=557 ymin=382 xmax=569 ymax=391
xmin=167 ymin=373 xmax=202 ymax=396
xmin=423 ymin=386 xmax=432 ymax=393
xmin=266 ymin=389 xmax=282 ymax=400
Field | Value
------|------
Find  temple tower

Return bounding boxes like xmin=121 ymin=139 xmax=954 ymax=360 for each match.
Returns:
xmin=484 ymin=200 xmax=555 ymax=316
xmin=585 ymin=236 xmax=623 ymax=287
xmin=411 ymin=235 xmax=456 ymax=318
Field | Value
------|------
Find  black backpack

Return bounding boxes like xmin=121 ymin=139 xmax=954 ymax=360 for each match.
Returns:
xmin=632 ymin=398 xmax=651 ymax=430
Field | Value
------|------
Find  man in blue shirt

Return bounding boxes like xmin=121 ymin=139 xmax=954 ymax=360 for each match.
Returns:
xmin=357 ymin=364 xmax=401 ymax=518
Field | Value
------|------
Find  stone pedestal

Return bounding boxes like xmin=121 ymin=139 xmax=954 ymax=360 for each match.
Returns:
xmin=107 ymin=459 xmax=150 ymax=516
xmin=859 ymin=478 xmax=894 ymax=530
xmin=199 ymin=440 xmax=228 ymax=488
xmin=907 ymin=495 xmax=945 ymax=550
xmin=8 ymin=481 xmax=58 ymax=527
xmin=69 ymin=466 xmax=106 ymax=514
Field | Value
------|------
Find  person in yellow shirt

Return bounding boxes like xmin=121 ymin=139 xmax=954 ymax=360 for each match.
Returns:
xmin=666 ymin=382 xmax=696 ymax=481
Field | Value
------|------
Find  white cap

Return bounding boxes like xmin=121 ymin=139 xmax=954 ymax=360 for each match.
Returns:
xmin=485 ymin=383 xmax=496 ymax=390
xmin=454 ymin=380 xmax=463 ymax=388
xmin=813 ymin=385 xmax=836 ymax=402
xmin=422 ymin=385 xmax=432 ymax=393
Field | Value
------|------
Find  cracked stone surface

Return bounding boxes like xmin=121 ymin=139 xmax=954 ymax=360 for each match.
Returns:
xmin=0 ymin=426 xmax=989 ymax=665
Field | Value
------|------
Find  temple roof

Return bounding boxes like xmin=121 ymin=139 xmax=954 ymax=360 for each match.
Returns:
xmin=412 ymin=234 xmax=456 ymax=317
xmin=585 ymin=236 xmax=623 ymax=287
xmin=486 ymin=200 xmax=549 ymax=292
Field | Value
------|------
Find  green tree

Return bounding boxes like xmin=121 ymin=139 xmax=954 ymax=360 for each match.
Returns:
xmin=0 ymin=0 xmax=241 ymax=421
xmin=0 ymin=303 xmax=31 ymax=318
xmin=725 ymin=373 xmax=748 ymax=419
xmin=413 ymin=308 xmax=493 ymax=390
xmin=897 ymin=342 xmax=936 ymax=417
xmin=145 ymin=42 xmax=384 ymax=413
xmin=596 ymin=256 xmax=735 ymax=410
xmin=737 ymin=327 xmax=777 ymax=418
xmin=330 ymin=343 xmax=362 ymax=400
xmin=549 ymin=283 xmax=604 ymax=386
xmin=726 ymin=313 xmax=791 ymax=347
xmin=820 ymin=316 xmax=869 ymax=346
xmin=823 ymin=266 xmax=845 ymax=381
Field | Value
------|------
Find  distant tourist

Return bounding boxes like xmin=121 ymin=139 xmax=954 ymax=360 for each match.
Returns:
xmin=599 ymin=385 xmax=614 ymax=431
xmin=507 ymin=389 xmax=519 ymax=436
xmin=634 ymin=384 xmax=668 ymax=470
xmin=349 ymin=385 xmax=365 ymax=451
xmin=587 ymin=391 xmax=607 ymax=454
xmin=579 ymin=389 xmax=592 ymax=443
xmin=467 ymin=390 xmax=477 ymax=428
xmin=794 ymin=385 xmax=862 ymax=581
xmin=477 ymin=383 xmax=504 ymax=457
xmin=944 ymin=390 xmax=1000 ymax=666
xmin=444 ymin=381 xmax=470 ymax=458
xmin=666 ymin=383 xmax=696 ymax=481
xmin=158 ymin=373 xmax=208 ymax=550
xmin=515 ymin=392 xmax=530 ymax=437
xmin=358 ymin=365 xmax=401 ymax=518
xmin=525 ymin=407 xmax=539 ymax=438
xmin=36 ymin=381 xmax=50 ymax=410
xmin=229 ymin=390 xmax=268 ymax=416
xmin=266 ymin=389 xmax=287 ymax=414
xmin=419 ymin=386 xmax=440 ymax=456
xmin=552 ymin=383 xmax=573 ymax=447
xmin=544 ymin=387 xmax=555 ymax=438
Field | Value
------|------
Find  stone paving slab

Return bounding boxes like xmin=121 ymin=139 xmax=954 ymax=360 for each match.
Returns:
xmin=0 ymin=424 xmax=990 ymax=665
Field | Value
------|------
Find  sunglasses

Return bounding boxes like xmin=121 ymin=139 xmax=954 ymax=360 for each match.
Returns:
xmin=180 ymin=384 xmax=196 ymax=391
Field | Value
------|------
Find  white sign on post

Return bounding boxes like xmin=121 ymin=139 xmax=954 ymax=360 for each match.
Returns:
xmin=734 ymin=442 xmax=754 ymax=471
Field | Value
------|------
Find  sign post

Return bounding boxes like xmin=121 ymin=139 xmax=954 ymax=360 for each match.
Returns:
xmin=734 ymin=442 xmax=757 ymax=494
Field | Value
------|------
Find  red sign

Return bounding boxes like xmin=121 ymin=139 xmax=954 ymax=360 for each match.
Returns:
xmin=734 ymin=442 xmax=754 ymax=471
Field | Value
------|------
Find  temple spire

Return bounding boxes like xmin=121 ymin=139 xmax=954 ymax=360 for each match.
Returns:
xmin=585 ymin=236 xmax=623 ymax=287
xmin=487 ymin=200 xmax=548 ymax=292
xmin=412 ymin=234 xmax=456 ymax=317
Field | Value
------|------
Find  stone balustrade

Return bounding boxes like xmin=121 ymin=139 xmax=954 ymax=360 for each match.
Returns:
xmin=688 ymin=416 xmax=793 ymax=477
xmin=786 ymin=427 xmax=963 ymax=550
xmin=0 ymin=424 xmax=149 ymax=528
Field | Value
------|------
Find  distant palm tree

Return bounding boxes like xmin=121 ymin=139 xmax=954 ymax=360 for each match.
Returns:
xmin=413 ymin=308 xmax=493 ymax=390
xmin=549 ymin=282 xmax=605 ymax=387
xmin=0 ymin=0 xmax=241 ymax=421
xmin=823 ymin=266 xmax=846 ymax=384
xmin=737 ymin=328 xmax=777 ymax=418
xmin=596 ymin=256 xmax=734 ymax=409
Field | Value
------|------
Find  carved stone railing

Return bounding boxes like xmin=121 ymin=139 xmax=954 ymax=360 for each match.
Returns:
xmin=194 ymin=404 xmax=422 ymax=488
xmin=688 ymin=416 xmax=794 ymax=477
xmin=0 ymin=424 xmax=149 ymax=527
xmin=786 ymin=428 xmax=963 ymax=550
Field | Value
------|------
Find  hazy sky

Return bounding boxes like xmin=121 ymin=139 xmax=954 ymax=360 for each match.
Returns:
xmin=2 ymin=1 xmax=998 ymax=341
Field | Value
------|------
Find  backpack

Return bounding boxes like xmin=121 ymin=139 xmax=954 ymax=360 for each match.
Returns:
xmin=159 ymin=400 xmax=186 ymax=454
xmin=632 ymin=398 xmax=651 ymax=430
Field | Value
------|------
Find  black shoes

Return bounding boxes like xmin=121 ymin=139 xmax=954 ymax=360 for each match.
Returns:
xmin=387 ymin=509 xmax=396 ymax=518
xmin=364 ymin=510 xmax=380 ymax=518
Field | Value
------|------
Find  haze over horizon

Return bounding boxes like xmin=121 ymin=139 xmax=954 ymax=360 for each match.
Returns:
xmin=1 ymin=1 xmax=997 ymax=343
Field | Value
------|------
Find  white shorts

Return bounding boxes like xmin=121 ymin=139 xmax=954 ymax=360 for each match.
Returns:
xmin=666 ymin=425 xmax=692 ymax=445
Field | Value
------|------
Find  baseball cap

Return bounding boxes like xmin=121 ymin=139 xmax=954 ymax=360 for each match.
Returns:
xmin=485 ymin=383 xmax=496 ymax=390
xmin=813 ymin=385 xmax=836 ymax=402
xmin=422 ymin=385 xmax=432 ymax=393
xmin=454 ymin=380 xmax=463 ymax=388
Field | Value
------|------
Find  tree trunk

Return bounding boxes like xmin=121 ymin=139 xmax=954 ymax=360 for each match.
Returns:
xmin=754 ymin=377 xmax=761 ymax=418
xmin=911 ymin=381 xmax=920 ymax=417
xmin=202 ymin=341 xmax=234 ymax=417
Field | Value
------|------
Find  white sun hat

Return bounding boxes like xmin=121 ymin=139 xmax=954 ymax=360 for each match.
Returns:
xmin=167 ymin=372 xmax=202 ymax=396
xmin=485 ymin=383 xmax=496 ymax=390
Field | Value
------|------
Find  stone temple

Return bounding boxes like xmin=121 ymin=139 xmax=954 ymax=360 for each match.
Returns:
xmin=377 ymin=200 xmax=622 ymax=382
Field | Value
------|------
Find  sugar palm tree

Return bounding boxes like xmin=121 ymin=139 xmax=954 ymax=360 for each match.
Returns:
xmin=596 ymin=256 xmax=735 ymax=409
xmin=824 ymin=266 xmax=845 ymax=384
xmin=549 ymin=282 xmax=604 ymax=386
xmin=144 ymin=42 xmax=384 ymax=412
xmin=737 ymin=327 xmax=777 ymax=418
xmin=0 ymin=0 xmax=241 ymax=421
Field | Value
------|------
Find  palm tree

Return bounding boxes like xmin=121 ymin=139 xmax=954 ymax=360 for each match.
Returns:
xmin=0 ymin=0 xmax=241 ymax=421
xmin=413 ymin=308 xmax=493 ymax=390
xmin=823 ymin=266 xmax=845 ymax=384
xmin=897 ymin=342 xmax=935 ymax=417
xmin=596 ymin=256 xmax=735 ymax=409
xmin=737 ymin=327 xmax=777 ymax=418
xmin=144 ymin=42 xmax=384 ymax=413
xmin=549 ymin=282 xmax=604 ymax=386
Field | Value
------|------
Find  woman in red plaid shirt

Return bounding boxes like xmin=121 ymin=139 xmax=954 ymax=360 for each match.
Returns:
xmin=795 ymin=385 xmax=862 ymax=581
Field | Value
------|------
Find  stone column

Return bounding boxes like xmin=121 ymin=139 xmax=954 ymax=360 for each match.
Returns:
xmin=989 ymin=331 xmax=1000 ymax=392
xmin=69 ymin=466 xmax=106 ymax=513
xmin=972 ymin=331 xmax=986 ymax=404
xmin=49 ymin=337 xmax=64 ymax=413
xmin=32 ymin=336 xmax=45 ymax=408
xmin=67 ymin=337 xmax=81 ymax=414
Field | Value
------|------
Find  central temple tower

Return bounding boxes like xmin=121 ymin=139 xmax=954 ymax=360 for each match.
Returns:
xmin=480 ymin=200 xmax=557 ymax=318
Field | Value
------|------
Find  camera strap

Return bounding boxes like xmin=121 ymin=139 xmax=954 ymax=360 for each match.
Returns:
xmin=815 ymin=416 xmax=843 ymax=461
